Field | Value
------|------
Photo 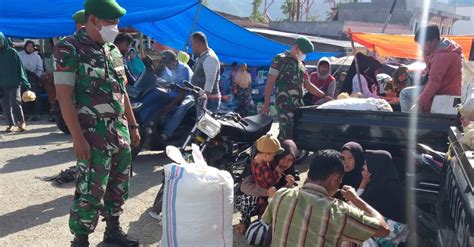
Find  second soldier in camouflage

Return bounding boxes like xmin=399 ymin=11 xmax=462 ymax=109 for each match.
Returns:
xmin=262 ymin=36 xmax=333 ymax=140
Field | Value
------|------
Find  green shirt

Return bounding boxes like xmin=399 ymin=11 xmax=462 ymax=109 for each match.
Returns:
xmin=262 ymin=183 xmax=381 ymax=247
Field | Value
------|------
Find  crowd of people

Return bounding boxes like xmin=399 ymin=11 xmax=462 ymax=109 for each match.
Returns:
xmin=339 ymin=25 xmax=462 ymax=114
xmin=0 ymin=0 xmax=466 ymax=245
xmin=230 ymin=133 xmax=409 ymax=246
xmin=0 ymin=36 xmax=59 ymax=132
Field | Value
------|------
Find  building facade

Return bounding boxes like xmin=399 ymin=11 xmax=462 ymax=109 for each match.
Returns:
xmin=269 ymin=0 xmax=469 ymax=38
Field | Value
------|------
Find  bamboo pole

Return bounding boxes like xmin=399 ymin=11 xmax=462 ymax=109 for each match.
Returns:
xmin=349 ymin=28 xmax=363 ymax=95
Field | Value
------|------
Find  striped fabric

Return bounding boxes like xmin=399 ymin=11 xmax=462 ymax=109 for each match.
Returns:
xmin=262 ymin=183 xmax=380 ymax=247
xmin=245 ymin=219 xmax=269 ymax=245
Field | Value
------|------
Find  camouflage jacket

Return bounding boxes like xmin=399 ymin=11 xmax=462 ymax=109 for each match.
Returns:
xmin=268 ymin=52 xmax=306 ymax=109
xmin=53 ymin=28 xmax=130 ymax=148
xmin=53 ymin=28 xmax=127 ymax=118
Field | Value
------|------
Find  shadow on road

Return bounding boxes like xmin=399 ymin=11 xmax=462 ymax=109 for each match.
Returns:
xmin=128 ymin=152 xmax=169 ymax=199
xmin=0 ymin=195 xmax=73 ymax=238
xmin=127 ymin=209 xmax=162 ymax=246
xmin=0 ymin=147 xmax=74 ymax=174
xmin=0 ymin=132 xmax=71 ymax=149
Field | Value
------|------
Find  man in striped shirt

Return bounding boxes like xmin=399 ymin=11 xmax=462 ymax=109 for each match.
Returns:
xmin=262 ymin=150 xmax=390 ymax=246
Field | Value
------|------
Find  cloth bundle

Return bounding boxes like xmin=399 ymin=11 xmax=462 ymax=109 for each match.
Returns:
xmin=318 ymin=97 xmax=393 ymax=112
xmin=21 ymin=90 xmax=36 ymax=102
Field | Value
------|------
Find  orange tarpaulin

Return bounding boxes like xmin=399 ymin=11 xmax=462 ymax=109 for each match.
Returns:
xmin=350 ymin=32 xmax=474 ymax=59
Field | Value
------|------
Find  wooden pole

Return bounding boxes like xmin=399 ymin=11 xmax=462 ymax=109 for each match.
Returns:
xmin=139 ymin=33 xmax=144 ymax=58
xmin=349 ymin=29 xmax=363 ymax=95
xmin=382 ymin=0 xmax=398 ymax=33
xmin=184 ymin=3 xmax=203 ymax=52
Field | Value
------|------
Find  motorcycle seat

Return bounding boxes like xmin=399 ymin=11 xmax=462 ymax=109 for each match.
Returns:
xmin=220 ymin=115 xmax=273 ymax=142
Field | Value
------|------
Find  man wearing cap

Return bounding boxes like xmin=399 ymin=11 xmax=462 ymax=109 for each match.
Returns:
xmin=262 ymin=36 xmax=332 ymax=140
xmin=54 ymin=0 xmax=140 ymax=246
xmin=160 ymin=49 xmax=194 ymax=141
xmin=72 ymin=10 xmax=86 ymax=32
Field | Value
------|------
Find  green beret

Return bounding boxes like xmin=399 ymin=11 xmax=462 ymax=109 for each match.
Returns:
xmin=84 ymin=0 xmax=126 ymax=20
xmin=295 ymin=36 xmax=314 ymax=54
xmin=72 ymin=10 xmax=86 ymax=24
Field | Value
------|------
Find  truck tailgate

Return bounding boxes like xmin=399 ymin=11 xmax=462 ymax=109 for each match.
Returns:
xmin=294 ymin=107 xmax=458 ymax=152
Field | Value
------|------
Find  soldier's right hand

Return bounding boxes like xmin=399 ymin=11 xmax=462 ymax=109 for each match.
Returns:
xmin=74 ymin=137 xmax=91 ymax=161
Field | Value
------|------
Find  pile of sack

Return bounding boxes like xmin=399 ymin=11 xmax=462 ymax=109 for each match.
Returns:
xmin=318 ymin=93 xmax=393 ymax=112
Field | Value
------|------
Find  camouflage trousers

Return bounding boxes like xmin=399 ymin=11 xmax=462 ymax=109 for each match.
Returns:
xmin=275 ymin=103 xmax=296 ymax=141
xmin=69 ymin=144 xmax=132 ymax=235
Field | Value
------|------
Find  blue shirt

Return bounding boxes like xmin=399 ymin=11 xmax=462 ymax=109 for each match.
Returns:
xmin=162 ymin=62 xmax=193 ymax=97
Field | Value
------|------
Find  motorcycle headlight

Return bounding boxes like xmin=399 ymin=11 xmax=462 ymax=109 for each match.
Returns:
xmin=197 ymin=113 xmax=221 ymax=138
xmin=131 ymin=102 xmax=143 ymax=110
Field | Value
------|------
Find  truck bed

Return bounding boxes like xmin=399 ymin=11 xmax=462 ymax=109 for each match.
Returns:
xmin=294 ymin=107 xmax=459 ymax=152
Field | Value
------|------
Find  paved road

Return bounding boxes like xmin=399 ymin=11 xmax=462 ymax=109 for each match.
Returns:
xmin=0 ymin=119 xmax=309 ymax=246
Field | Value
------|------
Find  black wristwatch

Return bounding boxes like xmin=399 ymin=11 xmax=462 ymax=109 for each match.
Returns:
xmin=129 ymin=124 xmax=139 ymax=130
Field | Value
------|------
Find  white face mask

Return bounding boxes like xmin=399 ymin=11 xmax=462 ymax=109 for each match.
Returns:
xmin=297 ymin=51 xmax=306 ymax=62
xmin=97 ymin=23 xmax=119 ymax=43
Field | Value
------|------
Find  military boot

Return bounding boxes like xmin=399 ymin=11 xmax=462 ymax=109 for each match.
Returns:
xmin=103 ymin=216 xmax=139 ymax=247
xmin=71 ymin=235 xmax=89 ymax=247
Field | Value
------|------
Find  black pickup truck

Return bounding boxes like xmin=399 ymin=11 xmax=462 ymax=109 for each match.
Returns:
xmin=293 ymin=107 xmax=473 ymax=246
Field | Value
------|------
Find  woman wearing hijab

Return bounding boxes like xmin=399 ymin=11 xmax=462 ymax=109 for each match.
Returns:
xmin=360 ymin=150 xmax=408 ymax=246
xmin=233 ymin=63 xmax=253 ymax=117
xmin=235 ymin=140 xmax=299 ymax=236
xmin=340 ymin=142 xmax=365 ymax=189
xmin=126 ymin=48 xmax=145 ymax=78
xmin=0 ymin=33 xmax=31 ymax=132
xmin=19 ymin=40 xmax=44 ymax=121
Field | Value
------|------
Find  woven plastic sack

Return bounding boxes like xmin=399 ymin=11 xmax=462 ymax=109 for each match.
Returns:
xmin=160 ymin=145 xmax=234 ymax=247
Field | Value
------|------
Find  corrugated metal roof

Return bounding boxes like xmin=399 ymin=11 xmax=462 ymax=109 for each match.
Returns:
xmin=248 ymin=27 xmax=364 ymax=49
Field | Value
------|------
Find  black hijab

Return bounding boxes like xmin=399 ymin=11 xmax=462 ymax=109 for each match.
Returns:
xmin=341 ymin=142 xmax=365 ymax=189
xmin=341 ymin=53 xmax=382 ymax=94
xmin=362 ymin=150 xmax=406 ymax=223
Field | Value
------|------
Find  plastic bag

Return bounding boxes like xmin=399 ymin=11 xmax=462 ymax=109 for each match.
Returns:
xmin=21 ymin=90 xmax=36 ymax=102
xmin=459 ymin=60 xmax=474 ymax=119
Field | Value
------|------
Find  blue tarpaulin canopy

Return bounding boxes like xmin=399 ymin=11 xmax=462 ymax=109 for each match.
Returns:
xmin=0 ymin=0 xmax=340 ymax=65
xmin=134 ymin=5 xmax=340 ymax=65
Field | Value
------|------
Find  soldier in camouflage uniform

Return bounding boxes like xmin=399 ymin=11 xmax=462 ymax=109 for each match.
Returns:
xmin=53 ymin=0 xmax=140 ymax=246
xmin=262 ymin=36 xmax=333 ymax=140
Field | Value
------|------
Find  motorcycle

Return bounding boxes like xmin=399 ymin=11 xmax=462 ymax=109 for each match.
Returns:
xmin=127 ymin=69 xmax=197 ymax=159
xmin=173 ymin=81 xmax=273 ymax=180
xmin=151 ymin=81 xmax=274 ymax=214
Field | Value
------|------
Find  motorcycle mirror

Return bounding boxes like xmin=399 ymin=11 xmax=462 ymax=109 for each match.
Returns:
xmin=166 ymin=146 xmax=188 ymax=165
